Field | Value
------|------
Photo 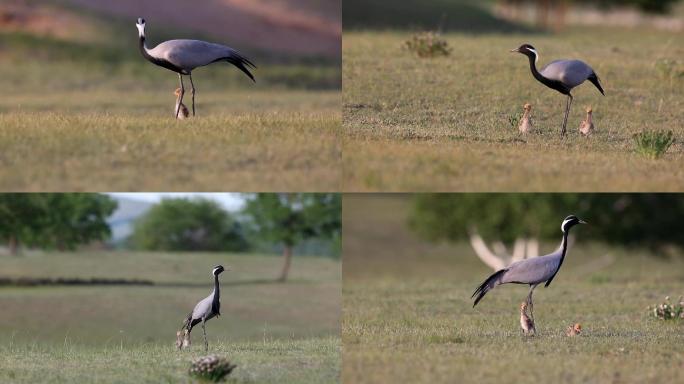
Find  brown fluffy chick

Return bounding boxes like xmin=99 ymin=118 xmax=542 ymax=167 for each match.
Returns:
xmin=519 ymin=103 xmax=533 ymax=134
xmin=566 ymin=323 xmax=582 ymax=336
xmin=579 ymin=106 xmax=594 ymax=136
xmin=520 ymin=302 xmax=536 ymax=336
xmin=174 ymin=88 xmax=190 ymax=120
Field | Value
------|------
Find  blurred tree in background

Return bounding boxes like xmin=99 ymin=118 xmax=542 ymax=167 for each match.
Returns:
xmin=410 ymin=194 xmax=684 ymax=251
xmin=0 ymin=194 xmax=116 ymax=255
xmin=131 ymin=198 xmax=248 ymax=252
xmin=243 ymin=193 xmax=341 ymax=282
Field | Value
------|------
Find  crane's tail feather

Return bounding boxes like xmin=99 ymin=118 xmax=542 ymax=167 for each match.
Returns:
xmin=472 ymin=269 xmax=507 ymax=307
xmin=588 ymin=73 xmax=605 ymax=96
xmin=218 ymin=51 xmax=256 ymax=82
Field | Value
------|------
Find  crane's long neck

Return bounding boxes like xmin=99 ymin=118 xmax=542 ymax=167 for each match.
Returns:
xmin=212 ymin=275 xmax=220 ymax=302
xmin=557 ymin=230 xmax=569 ymax=269
xmin=527 ymin=54 xmax=556 ymax=90
xmin=138 ymin=34 xmax=155 ymax=63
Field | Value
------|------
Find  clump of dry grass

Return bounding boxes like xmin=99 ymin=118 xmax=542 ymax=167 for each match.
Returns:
xmin=188 ymin=355 xmax=237 ymax=382
xmin=403 ymin=32 xmax=451 ymax=58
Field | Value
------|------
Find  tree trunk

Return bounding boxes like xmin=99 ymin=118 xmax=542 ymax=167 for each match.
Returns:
xmin=468 ymin=230 xmax=540 ymax=271
xmin=278 ymin=245 xmax=293 ymax=282
xmin=8 ymin=235 xmax=18 ymax=255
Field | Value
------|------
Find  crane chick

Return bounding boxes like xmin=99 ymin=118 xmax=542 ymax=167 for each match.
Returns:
xmin=174 ymin=88 xmax=190 ymax=120
xmin=520 ymin=302 xmax=536 ymax=336
xmin=566 ymin=323 xmax=582 ymax=336
xmin=579 ymin=106 xmax=594 ymax=136
xmin=519 ymin=103 xmax=534 ymax=134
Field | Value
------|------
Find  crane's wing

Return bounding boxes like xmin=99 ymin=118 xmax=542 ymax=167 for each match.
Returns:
xmin=191 ymin=294 xmax=214 ymax=320
xmin=500 ymin=252 xmax=562 ymax=285
xmin=539 ymin=59 xmax=594 ymax=89
xmin=151 ymin=39 xmax=255 ymax=81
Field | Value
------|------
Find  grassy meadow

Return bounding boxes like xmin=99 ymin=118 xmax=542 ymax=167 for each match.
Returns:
xmin=342 ymin=195 xmax=684 ymax=383
xmin=0 ymin=251 xmax=341 ymax=383
xmin=0 ymin=4 xmax=341 ymax=191
xmin=343 ymin=2 xmax=684 ymax=191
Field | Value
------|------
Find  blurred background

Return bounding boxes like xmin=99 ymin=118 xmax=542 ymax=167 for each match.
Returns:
xmin=0 ymin=193 xmax=340 ymax=346
xmin=344 ymin=0 xmax=684 ymax=32
xmin=0 ymin=0 xmax=341 ymax=93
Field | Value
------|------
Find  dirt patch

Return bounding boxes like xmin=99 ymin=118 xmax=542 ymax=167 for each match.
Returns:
xmin=58 ymin=0 xmax=341 ymax=58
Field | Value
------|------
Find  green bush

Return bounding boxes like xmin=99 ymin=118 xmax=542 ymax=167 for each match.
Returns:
xmin=632 ymin=130 xmax=675 ymax=159
xmin=188 ymin=355 xmax=236 ymax=382
xmin=403 ymin=32 xmax=451 ymax=58
xmin=647 ymin=296 xmax=683 ymax=320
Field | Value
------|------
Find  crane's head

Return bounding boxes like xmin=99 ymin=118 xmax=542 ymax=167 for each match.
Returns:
xmin=136 ymin=18 xmax=146 ymax=38
xmin=213 ymin=265 xmax=226 ymax=276
xmin=511 ymin=44 xmax=539 ymax=64
xmin=523 ymin=103 xmax=532 ymax=111
xmin=561 ymin=215 xmax=587 ymax=233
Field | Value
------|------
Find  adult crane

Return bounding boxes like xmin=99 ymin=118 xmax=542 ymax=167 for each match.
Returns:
xmin=136 ymin=18 xmax=256 ymax=118
xmin=472 ymin=215 xmax=586 ymax=321
xmin=179 ymin=265 xmax=227 ymax=352
xmin=511 ymin=44 xmax=604 ymax=136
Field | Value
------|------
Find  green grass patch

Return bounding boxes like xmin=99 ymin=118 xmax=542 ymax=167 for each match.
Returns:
xmin=342 ymin=195 xmax=684 ymax=384
xmin=632 ymin=130 xmax=675 ymax=159
xmin=0 ymin=251 xmax=340 ymax=382
xmin=342 ymin=28 xmax=684 ymax=191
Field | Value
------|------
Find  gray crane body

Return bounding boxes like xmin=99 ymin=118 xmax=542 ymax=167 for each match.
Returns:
xmin=180 ymin=265 xmax=226 ymax=351
xmin=512 ymin=44 xmax=604 ymax=136
xmin=472 ymin=216 xmax=586 ymax=321
xmin=136 ymin=18 xmax=255 ymax=118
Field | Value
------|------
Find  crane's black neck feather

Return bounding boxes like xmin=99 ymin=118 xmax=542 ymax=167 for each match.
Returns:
xmin=527 ymin=54 xmax=571 ymax=96
xmin=211 ymin=274 xmax=221 ymax=315
xmin=545 ymin=231 xmax=569 ymax=287
xmin=139 ymin=35 xmax=187 ymax=75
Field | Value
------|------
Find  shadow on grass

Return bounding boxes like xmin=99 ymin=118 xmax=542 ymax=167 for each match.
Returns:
xmin=343 ymin=0 xmax=537 ymax=33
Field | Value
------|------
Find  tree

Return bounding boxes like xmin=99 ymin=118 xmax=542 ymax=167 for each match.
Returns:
xmin=409 ymin=194 xmax=684 ymax=269
xmin=0 ymin=194 xmax=117 ymax=255
xmin=131 ymin=198 xmax=248 ymax=252
xmin=243 ymin=194 xmax=341 ymax=282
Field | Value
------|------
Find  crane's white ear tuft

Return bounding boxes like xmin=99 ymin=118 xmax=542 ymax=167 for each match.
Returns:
xmin=136 ymin=21 xmax=145 ymax=38
xmin=528 ymin=48 xmax=539 ymax=64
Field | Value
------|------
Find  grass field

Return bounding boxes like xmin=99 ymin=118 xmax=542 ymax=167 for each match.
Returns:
xmin=0 ymin=251 xmax=341 ymax=383
xmin=342 ymin=195 xmax=684 ymax=384
xmin=0 ymin=2 xmax=341 ymax=192
xmin=342 ymin=26 xmax=684 ymax=191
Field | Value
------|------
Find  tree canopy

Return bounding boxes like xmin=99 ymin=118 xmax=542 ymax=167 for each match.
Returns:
xmin=0 ymin=194 xmax=116 ymax=254
xmin=130 ymin=198 xmax=248 ymax=252
xmin=409 ymin=194 xmax=684 ymax=250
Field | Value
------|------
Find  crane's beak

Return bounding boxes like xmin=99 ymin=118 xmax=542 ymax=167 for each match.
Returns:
xmin=579 ymin=219 xmax=588 ymax=225
xmin=510 ymin=48 xmax=520 ymax=53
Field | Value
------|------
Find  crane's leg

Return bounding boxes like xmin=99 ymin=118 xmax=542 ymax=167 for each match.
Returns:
xmin=202 ymin=318 xmax=208 ymax=352
xmin=561 ymin=94 xmax=573 ymax=136
xmin=526 ymin=284 xmax=538 ymax=322
xmin=176 ymin=74 xmax=185 ymax=119
xmin=189 ymin=73 xmax=196 ymax=116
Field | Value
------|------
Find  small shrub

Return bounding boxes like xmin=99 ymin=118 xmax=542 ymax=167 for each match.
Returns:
xmin=647 ymin=296 xmax=683 ymax=320
xmin=508 ymin=113 xmax=520 ymax=129
xmin=654 ymin=59 xmax=684 ymax=80
xmin=403 ymin=32 xmax=451 ymax=58
xmin=188 ymin=355 xmax=237 ymax=382
xmin=632 ymin=130 xmax=674 ymax=159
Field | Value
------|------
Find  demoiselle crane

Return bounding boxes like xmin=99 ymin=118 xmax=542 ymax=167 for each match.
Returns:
xmin=519 ymin=302 xmax=535 ymax=336
xmin=174 ymin=88 xmax=189 ymax=120
xmin=179 ymin=265 xmax=227 ymax=352
xmin=472 ymin=215 xmax=587 ymax=322
xmin=579 ymin=106 xmax=594 ymax=136
xmin=519 ymin=103 xmax=533 ymax=134
xmin=136 ymin=18 xmax=256 ymax=118
xmin=511 ymin=44 xmax=604 ymax=136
